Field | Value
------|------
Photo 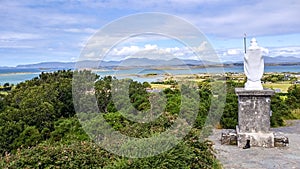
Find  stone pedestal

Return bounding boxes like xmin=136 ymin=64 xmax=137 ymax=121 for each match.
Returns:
xmin=235 ymin=88 xmax=275 ymax=148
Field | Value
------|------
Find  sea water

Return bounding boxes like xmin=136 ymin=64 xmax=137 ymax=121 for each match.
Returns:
xmin=1 ymin=65 xmax=300 ymax=85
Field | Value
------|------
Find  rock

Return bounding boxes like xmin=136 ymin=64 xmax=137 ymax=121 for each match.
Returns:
xmin=221 ymin=129 xmax=237 ymax=145
xmin=274 ymin=133 xmax=289 ymax=147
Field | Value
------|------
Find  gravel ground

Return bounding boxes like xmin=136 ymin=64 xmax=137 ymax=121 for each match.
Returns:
xmin=208 ymin=120 xmax=300 ymax=169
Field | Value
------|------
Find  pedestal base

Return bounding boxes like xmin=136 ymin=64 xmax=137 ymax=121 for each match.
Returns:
xmin=237 ymin=126 xmax=274 ymax=148
xmin=235 ymin=88 xmax=274 ymax=133
xmin=244 ymin=80 xmax=263 ymax=90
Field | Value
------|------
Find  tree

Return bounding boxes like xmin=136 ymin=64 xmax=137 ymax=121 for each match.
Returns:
xmin=0 ymin=70 xmax=76 ymax=153
xmin=142 ymin=82 xmax=151 ymax=88
xmin=286 ymin=84 xmax=300 ymax=109
xmin=94 ymin=76 xmax=114 ymax=113
xmin=3 ymin=83 xmax=10 ymax=87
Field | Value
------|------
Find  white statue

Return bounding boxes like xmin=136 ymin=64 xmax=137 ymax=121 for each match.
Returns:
xmin=244 ymin=38 xmax=266 ymax=90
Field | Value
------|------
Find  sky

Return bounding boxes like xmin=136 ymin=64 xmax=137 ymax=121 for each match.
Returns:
xmin=1 ymin=0 xmax=300 ymax=66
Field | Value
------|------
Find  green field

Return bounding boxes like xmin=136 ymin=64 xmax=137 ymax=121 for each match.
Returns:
xmin=263 ymin=83 xmax=292 ymax=93
xmin=150 ymin=83 xmax=172 ymax=89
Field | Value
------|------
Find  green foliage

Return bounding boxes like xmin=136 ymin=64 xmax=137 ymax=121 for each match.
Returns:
xmin=103 ymin=112 xmax=128 ymax=130
xmin=220 ymin=93 xmax=238 ymax=129
xmin=128 ymin=81 xmax=151 ymax=111
xmin=271 ymin=94 xmax=293 ymax=127
xmin=49 ymin=118 xmax=89 ymax=143
xmin=3 ymin=82 xmax=10 ymax=87
xmin=0 ymin=131 xmax=220 ymax=169
xmin=164 ymin=88 xmax=181 ymax=114
xmin=0 ymin=120 xmax=25 ymax=153
xmin=262 ymin=74 xmax=285 ymax=83
xmin=0 ymin=70 xmax=75 ymax=154
xmin=12 ymin=126 xmax=42 ymax=149
xmin=0 ymin=97 xmax=3 ymax=112
xmin=108 ymin=140 xmax=219 ymax=169
xmin=3 ymin=70 xmax=299 ymax=168
xmin=194 ymin=82 xmax=212 ymax=129
xmin=94 ymin=76 xmax=115 ymax=113
xmin=89 ymin=111 xmax=178 ymax=138
xmin=215 ymin=80 xmax=239 ymax=129
xmin=151 ymin=79 xmax=178 ymax=85
xmin=142 ymin=81 xmax=151 ymax=88
xmin=0 ymin=141 xmax=115 ymax=169
xmin=286 ymin=84 xmax=300 ymax=109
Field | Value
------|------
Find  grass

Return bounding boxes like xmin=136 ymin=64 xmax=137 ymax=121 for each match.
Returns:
xmin=150 ymin=84 xmax=172 ymax=90
xmin=263 ymin=83 xmax=292 ymax=93
xmin=291 ymin=108 xmax=300 ymax=119
xmin=151 ymin=78 xmax=294 ymax=93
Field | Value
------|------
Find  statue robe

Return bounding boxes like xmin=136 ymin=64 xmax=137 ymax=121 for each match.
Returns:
xmin=244 ymin=48 xmax=264 ymax=90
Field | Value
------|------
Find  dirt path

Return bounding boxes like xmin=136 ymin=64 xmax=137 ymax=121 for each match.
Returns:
xmin=208 ymin=120 xmax=300 ymax=169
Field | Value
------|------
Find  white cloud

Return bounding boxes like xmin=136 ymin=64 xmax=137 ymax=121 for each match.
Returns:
xmin=0 ymin=32 xmax=41 ymax=49
xmin=100 ymin=42 xmax=219 ymax=61
xmin=75 ymin=0 xmax=300 ymax=37
xmin=0 ymin=45 xmax=34 ymax=49
xmin=144 ymin=44 xmax=158 ymax=50
xmin=184 ymin=1 xmax=300 ymax=37
xmin=0 ymin=32 xmax=41 ymax=40
xmin=269 ymin=46 xmax=300 ymax=57
xmin=63 ymin=28 xmax=98 ymax=34
xmin=227 ymin=49 xmax=242 ymax=55
xmin=2 ymin=0 xmax=300 ymax=66
xmin=112 ymin=45 xmax=140 ymax=56
xmin=217 ymin=46 xmax=300 ymax=63
xmin=193 ymin=41 xmax=208 ymax=52
xmin=84 ymin=52 xmax=96 ymax=58
xmin=165 ymin=47 xmax=180 ymax=53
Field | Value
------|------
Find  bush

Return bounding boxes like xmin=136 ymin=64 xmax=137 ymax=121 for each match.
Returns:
xmin=220 ymin=94 xmax=238 ymax=129
xmin=0 ymin=141 xmax=114 ymax=169
xmin=0 ymin=132 xmax=221 ymax=169
xmin=271 ymin=94 xmax=293 ymax=127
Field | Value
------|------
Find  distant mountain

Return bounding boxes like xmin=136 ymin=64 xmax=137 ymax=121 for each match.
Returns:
xmin=16 ymin=60 xmax=117 ymax=69
xmin=15 ymin=58 xmax=216 ymax=69
xmin=14 ymin=56 xmax=300 ymax=69
xmin=118 ymin=58 xmax=161 ymax=67
xmin=264 ymin=56 xmax=300 ymax=64
xmin=0 ymin=66 xmax=14 ymax=69
xmin=17 ymin=62 xmax=75 ymax=69
xmin=117 ymin=58 xmax=211 ymax=67
xmin=224 ymin=56 xmax=300 ymax=65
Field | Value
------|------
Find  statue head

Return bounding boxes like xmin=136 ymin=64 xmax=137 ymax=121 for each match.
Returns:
xmin=249 ymin=38 xmax=259 ymax=49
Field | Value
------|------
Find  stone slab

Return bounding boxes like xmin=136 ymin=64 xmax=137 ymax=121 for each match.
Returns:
xmin=274 ymin=132 xmax=289 ymax=147
xmin=237 ymin=125 xmax=274 ymax=148
xmin=235 ymin=88 xmax=275 ymax=96
xmin=221 ymin=129 xmax=237 ymax=145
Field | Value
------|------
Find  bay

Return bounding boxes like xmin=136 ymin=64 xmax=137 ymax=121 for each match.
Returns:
xmin=1 ymin=65 xmax=300 ymax=85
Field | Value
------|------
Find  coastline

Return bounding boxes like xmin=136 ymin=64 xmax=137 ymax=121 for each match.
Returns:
xmin=0 ymin=72 xmax=40 ymax=76
xmin=1 ymin=65 xmax=300 ymax=85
